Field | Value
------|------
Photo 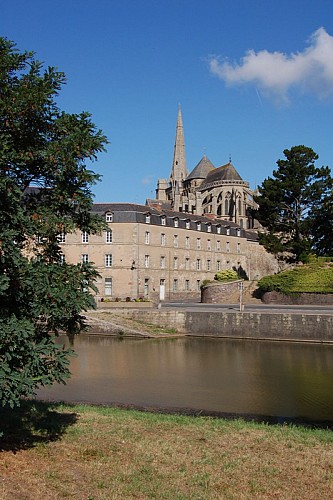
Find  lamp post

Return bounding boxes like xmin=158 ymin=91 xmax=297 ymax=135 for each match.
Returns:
xmin=238 ymin=281 xmax=244 ymax=312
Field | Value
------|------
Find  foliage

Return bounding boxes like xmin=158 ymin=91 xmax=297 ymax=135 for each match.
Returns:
xmin=257 ymin=262 xmax=333 ymax=294
xmin=214 ymin=269 xmax=239 ymax=282
xmin=0 ymin=38 xmax=107 ymax=407
xmin=252 ymin=146 xmax=332 ymax=263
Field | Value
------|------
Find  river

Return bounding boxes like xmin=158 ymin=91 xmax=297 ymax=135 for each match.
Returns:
xmin=37 ymin=334 xmax=333 ymax=424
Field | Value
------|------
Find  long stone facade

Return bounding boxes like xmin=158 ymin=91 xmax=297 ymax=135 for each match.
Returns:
xmin=60 ymin=203 xmax=278 ymax=302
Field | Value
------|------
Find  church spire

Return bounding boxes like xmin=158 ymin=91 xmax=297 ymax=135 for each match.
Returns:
xmin=170 ymin=105 xmax=186 ymax=185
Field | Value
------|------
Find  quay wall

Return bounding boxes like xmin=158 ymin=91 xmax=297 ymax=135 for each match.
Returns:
xmin=116 ymin=309 xmax=333 ymax=342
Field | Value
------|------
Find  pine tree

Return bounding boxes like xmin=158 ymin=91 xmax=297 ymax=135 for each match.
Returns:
xmin=253 ymin=146 xmax=332 ymax=262
xmin=0 ymin=38 xmax=107 ymax=407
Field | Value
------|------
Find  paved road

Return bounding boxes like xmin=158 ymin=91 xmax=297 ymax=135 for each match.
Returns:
xmin=161 ymin=301 xmax=333 ymax=315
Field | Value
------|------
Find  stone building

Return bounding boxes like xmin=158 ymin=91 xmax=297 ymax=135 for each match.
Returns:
xmin=151 ymin=107 xmax=256 ymax=229
xmin=60 ymin=202 xmax=277 ymax=302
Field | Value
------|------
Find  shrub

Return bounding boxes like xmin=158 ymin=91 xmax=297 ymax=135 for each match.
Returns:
xmin=214 ymin=270 xmax=239 ymax=282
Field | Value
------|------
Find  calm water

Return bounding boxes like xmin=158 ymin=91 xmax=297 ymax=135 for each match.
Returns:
xmin=37 ymin=335 xmax=333 ymax=422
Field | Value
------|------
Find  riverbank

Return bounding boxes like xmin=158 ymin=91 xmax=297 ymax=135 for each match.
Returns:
xmin=86 ymin=306 xmax=333 ymax=342
xmin=1 ymin=400 xmax=333 ymax=499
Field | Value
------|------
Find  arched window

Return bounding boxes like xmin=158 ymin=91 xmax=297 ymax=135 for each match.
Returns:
xmin=217 ymin=204 xmax=222 ymax=216
xmin=238 ymin=197 xmax=242 ymax=216
xmin=225 ymin=192 xmax=231 ymax=215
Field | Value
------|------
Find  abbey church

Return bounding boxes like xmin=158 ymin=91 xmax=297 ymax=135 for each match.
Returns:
xmin=148 ymin=107 xmax=257 ymax=230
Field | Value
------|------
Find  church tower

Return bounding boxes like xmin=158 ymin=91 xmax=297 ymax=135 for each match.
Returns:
xmin=166 ymin=106 xmax=187 ymax=211
xmin=170 ymin=105 xmax=187 ymax=185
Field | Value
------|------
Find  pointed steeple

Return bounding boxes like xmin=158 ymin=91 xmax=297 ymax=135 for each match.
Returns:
xmin=170 ymin=105 xmax=186 ymax=185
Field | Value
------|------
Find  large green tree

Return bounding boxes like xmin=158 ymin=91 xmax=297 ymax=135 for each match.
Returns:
xmin=0 ymin=38 xmax=107 ymax=407
xmin=253 ymin=146 xmax=332 ymax=262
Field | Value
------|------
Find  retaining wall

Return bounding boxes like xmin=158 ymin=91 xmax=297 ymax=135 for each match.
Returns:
xmin=118 ymin=309 xmax=333 ymax=342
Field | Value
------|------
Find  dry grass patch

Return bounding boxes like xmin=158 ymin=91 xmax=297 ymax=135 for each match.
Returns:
xmin=1 ymin=401 xmax=333 ymax=499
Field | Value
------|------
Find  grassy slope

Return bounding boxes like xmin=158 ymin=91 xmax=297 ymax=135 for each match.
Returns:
xmin=258 ymin=261 xmax=333 ymax=294
xmin=1 ymin=401 xmax=333 ymax=499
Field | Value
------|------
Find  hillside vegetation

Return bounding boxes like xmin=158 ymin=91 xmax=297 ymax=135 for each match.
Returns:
xmin=258 ymin=260 xmax=333 ymax=294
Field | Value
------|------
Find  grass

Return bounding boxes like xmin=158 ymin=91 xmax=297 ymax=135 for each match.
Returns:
xmin=258 ymin=261 xmax=333 ymax=294
xmin=1 ymin=400 xmax=333 ymax=499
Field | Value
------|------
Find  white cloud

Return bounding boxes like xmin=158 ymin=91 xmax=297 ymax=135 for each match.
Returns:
xmin=209 ymin=28 xmax=333 ymax=101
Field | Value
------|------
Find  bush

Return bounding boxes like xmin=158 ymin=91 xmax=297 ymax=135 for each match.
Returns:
xmin=214 ymin=270 xmax=239 ymax=282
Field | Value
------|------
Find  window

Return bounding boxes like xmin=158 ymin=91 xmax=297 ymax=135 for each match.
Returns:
xmin=217 ymin=225 xmax=221 ymax=234
xmin=196 ymin=222 xmax=201 ymax=231
xmin=207 ymin=239 xmax=211 ymax=251
xmin=145 ymin=213 xmax=151 ymax=224
xmin=81 ymin=254 xmax=89 ymax=264
xmin=196 ymin=259 xmax=201 ymax=271
xmin=145 ymin=231 xmax=150 ymax=245
xmin=226 ymin=241 xmax=230 ymax=253
xmin=196 ymin=238 xmax=201 ymax=250
xmin=174 ymin=235 xmax=178 ymax=248
xmin=105 ymin=212 xmax=113 ymax=222
xmin=105 ymin=254 xmax=112 ymax=267
xmin=185 ymin=280 xmax=190 ymax=291
xmin=104 ymin=277 xmax=112 ymax=296
xmin=160 ymin=255 xmax=165 ymax=269
xmin=144 ymin=254 xmax=150 ymax=268
xmin=174 ymin=218 xmax=179 ymax=228
xmin=106 ymin=230 xmax=113 ymax=243
xmin=57 ymin=232 xmax=66 ymax=243
xmin=196 ymin=280 xmax=201 ymax=292
xmin=237 ymin=228 xmax=241 ymax=237
xmin=185 ymin=257 xmax=190 ymax=270
xmin=144 ymin=278 xmax=149 ymax=297
xmin=173 ymin=257 xmax=178 ymax=269
xmin=237 ymin=242 xmax=241 ymax=254
xmin=82 ymin=231 xmax=89 ymax=243
xmin=161 ymin=216 xmax=166 ymax=226
xmin=173 ymin=279 xmax=178 ymax=292
xmin=226 ymin=227 xmax=230 ymax=236
xmin=59 ymin=254 xmax=65 ymax=264
xmin=185 ymin=220 xmax=190 ymax=229
xmin=216 ymin=240 xmax=221 ymax=251
xmin=217 ymin=260 xmax=221 ymax=271
xmin=207 ymin=224 xmax=212 ymax=233
xmin=207 ymin=259 xmax=211 ymax=271
xmin=185 ymin=236 xmax=190 ymax=248
xmin=161 ymin=233 xmax=166 ymax=246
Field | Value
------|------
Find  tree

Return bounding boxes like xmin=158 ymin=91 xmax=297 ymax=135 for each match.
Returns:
xmin=252 ymin=146 xmax=332 ymax=262
xmin=0 ymin=38 xmax=107 ymax=407
xmin=310 ymin=190 xmax=333 ymax=256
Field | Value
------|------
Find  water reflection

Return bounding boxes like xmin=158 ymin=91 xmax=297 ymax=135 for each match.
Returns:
xmin=37 ymin=335 xmax=333 ymax=422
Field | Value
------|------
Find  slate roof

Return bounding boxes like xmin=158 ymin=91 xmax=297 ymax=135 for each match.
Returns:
xmin=200 ymin=162 xmax=243 ymax=187
xmin=186 ymin=156 xmax=215 ymax=181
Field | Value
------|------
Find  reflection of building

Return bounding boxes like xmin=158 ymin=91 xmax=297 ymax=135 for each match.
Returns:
xmin=60 ymin=202 xmax=277 ymax=301
xmin=150 ymin=107 xmax=257 ymax=229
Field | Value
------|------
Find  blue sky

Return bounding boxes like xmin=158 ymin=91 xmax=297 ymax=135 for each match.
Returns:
xmin=2 ymin=0 xmax=333 ymax=203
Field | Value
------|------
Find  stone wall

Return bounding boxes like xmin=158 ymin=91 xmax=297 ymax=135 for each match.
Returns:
xmin=261 ymin=291 xmax=333 ymax=305
xmin=201 ymin=280 xmax=242 ymax=304
xmin=116 ymin=309 xmax=333 ymax=342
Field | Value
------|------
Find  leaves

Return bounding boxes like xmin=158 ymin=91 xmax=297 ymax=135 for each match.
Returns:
xmin=253 ymin=146 xmax=332 ymax=262
xmin=0 ymin=37 xmax=108 ymax=407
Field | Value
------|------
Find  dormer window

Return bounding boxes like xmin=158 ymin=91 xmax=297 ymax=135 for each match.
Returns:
xmin=161 ymin=216 xmax=166 ymax=226
xmin=196 ymin=222 xmax=201 ymax=231
xmin=237 ymin=228 xmax=241 ymax=237
xmin=174 ymin=218 xmax=179 ymax=228
xmin=185 ymin=220 xmax=190 ymax=229
xmin=105 ymin=212 xmax=113 ymax=222
xmin=226 ymin=227 xmax=230 ymax=236
xmin=145 ymin=213 xmax=151 ymax=224
xmin=216 ymin=225 xmax=221 ymax=234
xmin=207 ymin=223 xmax=212 ymax=233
